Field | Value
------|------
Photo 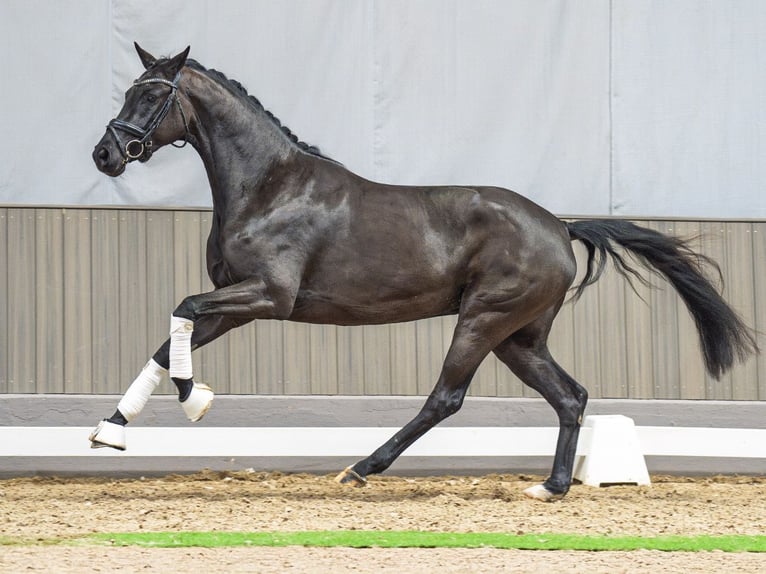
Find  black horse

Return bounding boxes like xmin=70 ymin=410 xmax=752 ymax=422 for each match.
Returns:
xmin=91 ymin=45 xmax=757 ymax=501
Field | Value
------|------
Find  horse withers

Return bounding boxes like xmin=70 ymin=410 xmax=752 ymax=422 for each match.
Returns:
xmin=90 ymin=44 xmax=758 ymax=501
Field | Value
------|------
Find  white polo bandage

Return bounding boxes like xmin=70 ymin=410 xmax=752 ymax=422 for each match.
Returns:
xmin=116 ymin=358 xmax=166 ymax=422
xmin=169 ymin=315 xmax=194 ymax=380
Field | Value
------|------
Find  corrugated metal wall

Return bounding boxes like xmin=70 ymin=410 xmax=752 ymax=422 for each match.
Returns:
xmin=1 ymin=207 xmax=763 ymax=399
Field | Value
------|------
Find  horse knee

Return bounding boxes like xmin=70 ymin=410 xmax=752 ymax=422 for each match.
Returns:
xmin=174 ymin=295 xmax=198 ymax=321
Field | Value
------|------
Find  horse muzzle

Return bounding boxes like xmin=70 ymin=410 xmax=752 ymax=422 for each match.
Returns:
xmin=92 ymin=134 xmax=126 ymax=177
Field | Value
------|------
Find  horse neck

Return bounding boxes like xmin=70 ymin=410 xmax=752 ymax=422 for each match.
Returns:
xmin=183 ymin=68 xmax=295 ymax=213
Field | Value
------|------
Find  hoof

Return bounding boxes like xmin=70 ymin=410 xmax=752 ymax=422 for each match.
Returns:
xmin=523 ymin=484 xmax=564 ymax=502
xmin=181 ymin=382 xmax=214 ymax=422
xmin=88 ymin=420 xmax=126 ymax=451
xmin=334 ymin=466 xmax=367 ymax=487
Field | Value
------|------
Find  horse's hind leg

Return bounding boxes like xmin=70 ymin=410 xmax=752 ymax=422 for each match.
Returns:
xmin=336 ymin=307 xmax=509 ymax=485
xmin=493 ymin=311 xmax=588 ymax=501
xmin=89 ymin=315 xmax=249 ymax=450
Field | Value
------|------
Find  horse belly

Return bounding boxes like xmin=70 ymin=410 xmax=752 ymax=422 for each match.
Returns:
xmin=289 ymin=284 xmax=462 ymax=326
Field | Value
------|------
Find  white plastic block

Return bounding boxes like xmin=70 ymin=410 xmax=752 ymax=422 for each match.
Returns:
xmin=573 ymin=415 xmax=650 ymax=487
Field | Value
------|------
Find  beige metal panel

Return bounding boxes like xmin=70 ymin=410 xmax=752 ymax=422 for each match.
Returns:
xmin=90 ymin=210 xmax=121 ymax=393
xmin=3 ymin=210 xmax=36 ymax=393
xmin=117 ymin=211 xmax=149 ymax=390
xmin=255 ymin=321 xmax=285 ymax=394
xmin=34 ymin=209 xmax=64 ymax=392
xmin=309 ymin=324 xmax=339 ymax=395
xmin=144 ymin=210 xmax=176 ymax=394
xmin=388 ymin=322 xmax=415 ymax=395
xmin=227 ymin=322 xmax=258 ymax=394
xmin=7 ymin=210 xmax=37 ymax=393
xmin=62 ymin=210 xmax=92 ymax=393
xmin=362 ymin=324 xmax=392 ymax=395
xmin=0 ymin=209 xmax=7 ymax=392
xmin=724 ymin=222 xmax=759 ymax=400
xmin=336 ymin=325 xmax=365 ymax=395
xmin=469 ymin=347 xmax=497 ymax=398
xmin=172 ymin=211 xmax=204 ymax=300
xmin=753 ymin=222 xmax=766 ymax=399
xmin=283 ymin=320 xmax=311 ymax=395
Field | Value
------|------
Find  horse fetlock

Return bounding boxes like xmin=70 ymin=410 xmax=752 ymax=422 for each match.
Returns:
xmin=173 ymin=377 xmax=195 ymax=401
xmin=89 ymin=419 xmax=127 ymax=451
xmin=180 ymin=382 xmax=214 ymax=422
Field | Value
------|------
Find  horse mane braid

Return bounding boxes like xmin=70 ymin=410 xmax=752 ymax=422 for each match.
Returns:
xmin=183 ymin=59 xmax=331 ymax=160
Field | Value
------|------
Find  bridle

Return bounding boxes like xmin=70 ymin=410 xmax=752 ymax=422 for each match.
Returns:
xmin=107 ymin=71 xmax=190 ymax=165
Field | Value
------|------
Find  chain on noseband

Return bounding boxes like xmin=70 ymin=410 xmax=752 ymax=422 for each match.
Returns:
xmin=107 ymin=71 xmax=190 ymax=165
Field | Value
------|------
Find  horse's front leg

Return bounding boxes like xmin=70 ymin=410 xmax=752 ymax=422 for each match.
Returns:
xmin=89 ymin=315 xmax=249 ymax=450
xmin=167 ymin=275 xmax=294 ymax=390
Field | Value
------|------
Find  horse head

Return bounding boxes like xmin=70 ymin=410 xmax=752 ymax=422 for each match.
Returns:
xmin=93 ymin=43 xmax=190 ymax=176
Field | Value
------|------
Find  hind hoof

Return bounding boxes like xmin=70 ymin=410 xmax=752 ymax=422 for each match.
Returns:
xmin=335 ymin=466 xmax=367 ymax=487
xmin=523 ymin=484 xmax=564 ymax=502
xmin=181 ymin=383 xmax=214 ymax=422
xmin=88 ymin=420 xmax=126 ymax=451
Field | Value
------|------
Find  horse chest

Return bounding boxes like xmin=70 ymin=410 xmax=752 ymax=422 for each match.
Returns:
xmin=207 ymin=217 xmax=319 ymax=288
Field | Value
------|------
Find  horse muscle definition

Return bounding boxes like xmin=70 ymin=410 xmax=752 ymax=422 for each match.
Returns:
xmin=90 ymin=45 xmax=758 ymax=501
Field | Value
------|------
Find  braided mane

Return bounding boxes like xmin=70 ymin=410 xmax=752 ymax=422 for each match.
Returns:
xmin=181 ymin=58 xmax=332 ymax=161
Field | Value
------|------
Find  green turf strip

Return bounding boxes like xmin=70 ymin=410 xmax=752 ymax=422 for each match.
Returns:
xmin=80 ymin=531 xmax=766 ymax=552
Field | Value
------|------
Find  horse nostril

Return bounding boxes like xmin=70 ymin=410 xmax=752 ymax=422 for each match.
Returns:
xmin=97 ymin=147 xmax=110 ymax=162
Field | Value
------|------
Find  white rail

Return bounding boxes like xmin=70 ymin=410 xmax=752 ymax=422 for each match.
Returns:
xmin=2 ymin=426 xmax=766 ymax=459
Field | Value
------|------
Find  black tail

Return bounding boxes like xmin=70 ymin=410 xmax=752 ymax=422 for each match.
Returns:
xmin=566 ymin=219 xmax=758 ymax=379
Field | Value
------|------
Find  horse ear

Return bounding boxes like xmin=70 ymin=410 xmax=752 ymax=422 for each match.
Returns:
xmin=134 ymin=42 xmax=157 ymax=70
xmin=167 ymin=46 xmax=191 ymax=75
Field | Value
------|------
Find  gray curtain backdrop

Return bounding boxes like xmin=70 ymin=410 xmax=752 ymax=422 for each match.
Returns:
xmin=1 ymin=0 xmax=764 ymax=217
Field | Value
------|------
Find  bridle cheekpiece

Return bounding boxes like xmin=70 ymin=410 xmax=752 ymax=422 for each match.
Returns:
xmin=107 ymin=71 xmax=189 ymax=165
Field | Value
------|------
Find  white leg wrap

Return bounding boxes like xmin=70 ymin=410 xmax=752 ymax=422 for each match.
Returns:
xmin=169 ymin=315 xmax=194 ymax=380
xmin=116 ymin=359 xmax=166 ymax=422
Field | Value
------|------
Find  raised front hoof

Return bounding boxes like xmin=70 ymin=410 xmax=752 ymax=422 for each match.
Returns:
xmin=88 ymin=419 xmax=126 ymax=451
xmin=335 ymin=466 xmax=367 ymax=487
xmin=181 ymin=382 xmax=214 ymax=422
xmin=523 ymin=484 xmax=565 ymax=503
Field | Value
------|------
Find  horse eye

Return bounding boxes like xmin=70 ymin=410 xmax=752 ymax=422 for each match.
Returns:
xmin=145 ymin=92 xmax=157 ymax=104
